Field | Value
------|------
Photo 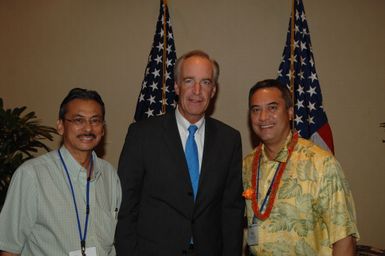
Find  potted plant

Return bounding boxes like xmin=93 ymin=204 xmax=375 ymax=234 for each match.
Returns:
xmin=0 ymin=98 xmax=57 ymax=206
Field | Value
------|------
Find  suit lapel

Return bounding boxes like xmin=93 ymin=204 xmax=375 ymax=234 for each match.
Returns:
xmin=195 ymin=118 xmax=217 ymax=206
xmin=161 ymin=113 xmax=195 ymax=199
xmin=160 ymin=113 xmax=219 ymax=213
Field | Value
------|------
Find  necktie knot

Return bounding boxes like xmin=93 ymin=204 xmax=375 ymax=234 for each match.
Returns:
xmin=188 ymin=125 xmax=198 ymax=136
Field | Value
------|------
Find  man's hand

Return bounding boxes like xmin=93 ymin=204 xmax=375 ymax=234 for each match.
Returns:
xmin=332 ymin=235 xmax=356 ymax=256
xmin=0 ymin=252 xmax=20 ymax=256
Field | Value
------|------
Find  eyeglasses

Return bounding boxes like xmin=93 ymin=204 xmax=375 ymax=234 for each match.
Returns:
xmin=64 ymin=117 xmax=104 ymax=127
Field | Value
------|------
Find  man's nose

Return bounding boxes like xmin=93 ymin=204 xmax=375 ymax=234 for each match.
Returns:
xmin=192 ymin=82 xmax=201 ymax=94
xmin=83 ymin=120 xmax=93 ymax=131
xmin=258 ymin=108 xmax=269 ymax=121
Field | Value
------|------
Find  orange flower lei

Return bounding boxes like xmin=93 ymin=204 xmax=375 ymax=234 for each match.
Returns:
xmin=247 ymin=131 xmax=298 ymax=221
xmin=242 ymin=188 xmax=255 ymax=200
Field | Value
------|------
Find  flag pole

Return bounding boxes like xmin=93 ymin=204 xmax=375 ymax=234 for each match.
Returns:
xmin=289 ymin=0 xmax=296 ymax=128
xmin=161 ymin=0 xmax=168 ymax=113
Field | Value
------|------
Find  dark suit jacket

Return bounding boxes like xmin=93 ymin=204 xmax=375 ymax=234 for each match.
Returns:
xmin=115 ymin=112 xmax=244 ymax=256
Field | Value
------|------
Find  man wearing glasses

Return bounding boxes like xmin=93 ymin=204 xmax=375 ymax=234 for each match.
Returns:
xmin=0 ymin=88 xmax=121 ymax=256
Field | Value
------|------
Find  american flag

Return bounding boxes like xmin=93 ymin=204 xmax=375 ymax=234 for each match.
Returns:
xmin=277 ymin=0 xmax=334 ymax=153
xmin=134 ymin=0 xmax=177 ymax=122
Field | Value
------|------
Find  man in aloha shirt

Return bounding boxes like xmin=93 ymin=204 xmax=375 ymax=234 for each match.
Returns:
xmin=243 ymin=79 xmax=359 ymax=256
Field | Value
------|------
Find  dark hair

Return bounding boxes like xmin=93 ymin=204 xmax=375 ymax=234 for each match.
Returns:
xmin=59 ymin=88 xmax=105 ymax=120
xmin=248 ymin=79 xmax=293 ymax=109
xmin=174 ymin=50 xmax=220 ymax=86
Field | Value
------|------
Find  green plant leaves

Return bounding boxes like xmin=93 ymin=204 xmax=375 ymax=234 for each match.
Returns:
xmin=0 ymin=98 xmax=57 ymax=204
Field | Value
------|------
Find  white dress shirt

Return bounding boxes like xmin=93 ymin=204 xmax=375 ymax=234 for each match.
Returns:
xmin=175 ymin=106 xmax=205 ymax=173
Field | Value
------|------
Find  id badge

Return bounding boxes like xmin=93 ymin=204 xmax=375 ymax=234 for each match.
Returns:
xmin=69 ymin=247 xmax=97 ymax=256
xmin=247 ymin=223 xmax=259 ymax=246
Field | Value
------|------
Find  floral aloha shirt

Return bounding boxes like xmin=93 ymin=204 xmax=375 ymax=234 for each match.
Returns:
xmin=242 ymin=133 xmax=359 ymax=256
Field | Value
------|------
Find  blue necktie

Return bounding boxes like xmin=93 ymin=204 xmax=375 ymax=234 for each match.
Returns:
xmin=185 ymin=125 xmax=199 ymax=200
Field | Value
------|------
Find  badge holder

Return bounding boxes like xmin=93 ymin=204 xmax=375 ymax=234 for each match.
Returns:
xmin=247 ymin=217 xmax=259 ymax=246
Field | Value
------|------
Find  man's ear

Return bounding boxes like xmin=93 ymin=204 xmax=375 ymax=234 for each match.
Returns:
xmin=288 ymin=106 xmax=294 ymax=120
xmin=57 ymin=119 xmax=64 ymax=136
xmin=210 ymin=85 xmax=217 ymax=99
xmin=101 ymin=124 xmax=105 ymax=137
xmin=174 ymin=82 xmax=180 ymax=96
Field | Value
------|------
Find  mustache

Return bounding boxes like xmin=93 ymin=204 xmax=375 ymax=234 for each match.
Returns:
xmin=77 ymin=133 xmax=96 ymax=139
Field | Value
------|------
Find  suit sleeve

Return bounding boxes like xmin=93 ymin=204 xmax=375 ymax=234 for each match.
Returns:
xmin=221 ymin=131 xmax=245 ymax=256
xmin=115 ymin=123 xmax=143 ymax=256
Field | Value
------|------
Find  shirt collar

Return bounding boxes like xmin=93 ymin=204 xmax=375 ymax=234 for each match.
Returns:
xmin=58 ymin=145 xmax=101 ymax=181
xmin=261 ymin=131 xmax=293 ymax=163
xmin=175 ymin=106 xmax=205 ymax=132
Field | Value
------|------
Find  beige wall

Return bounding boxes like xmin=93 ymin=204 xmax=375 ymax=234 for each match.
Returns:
xmin=1 ymin=0 xmax=384 ymax=249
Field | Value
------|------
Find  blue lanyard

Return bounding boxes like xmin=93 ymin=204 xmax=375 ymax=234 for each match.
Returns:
xmin=58 ymin=149 xmax=93 ymax=256
xmin=256 ymin=156 xmax=281 ymax=213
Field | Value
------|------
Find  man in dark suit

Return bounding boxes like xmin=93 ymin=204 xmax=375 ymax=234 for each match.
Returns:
xmin=115 ymin=50 xmax=244 ymax=256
